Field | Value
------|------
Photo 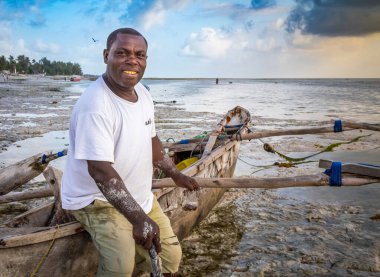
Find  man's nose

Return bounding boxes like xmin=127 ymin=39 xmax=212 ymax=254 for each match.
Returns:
xmin=125 ymin=54 xmax=138 ymax=64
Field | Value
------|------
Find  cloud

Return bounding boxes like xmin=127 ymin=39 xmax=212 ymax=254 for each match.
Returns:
xmin=286 ymin=0 xmax=380 ymax=37
xmin=28 ymin=15 xmax=46 ymax=27
xmin=256 ymin=37 xmax=278 ymax=51
xmin=180 ymin=28 xmax=233 ymax=59
xmin=139 ymin=2 xmax=166 ymax=30
xmin=0 ymin=21 xmax=12 ymax=53
xmin=33 ymin=39 xmax=60 ymax=54
xmin=250 ymin=0 xmax=276 ymax=10
xmin=118 ymin=0 xmax=192 ymax=30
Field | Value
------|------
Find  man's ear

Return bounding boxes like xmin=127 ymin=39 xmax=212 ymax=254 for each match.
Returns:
xmin=103 ymin=49 xmax=108 ymax=64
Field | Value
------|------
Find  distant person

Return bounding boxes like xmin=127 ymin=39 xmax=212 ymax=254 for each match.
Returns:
xmin=61 ymin=27 xmax=199 ymax=276
xmin=216 ymin=78 xmax=219 ymax=84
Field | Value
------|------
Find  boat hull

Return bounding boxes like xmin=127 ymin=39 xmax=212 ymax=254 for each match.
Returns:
xmin=0 ymin=230 xmax=98 ymax=277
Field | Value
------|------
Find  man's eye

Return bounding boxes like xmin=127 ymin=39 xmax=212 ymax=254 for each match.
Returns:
xmin=116 ymin=51 xmax=126 ymax=57
xmin=137 ymin=53 xmax=146 ymax=59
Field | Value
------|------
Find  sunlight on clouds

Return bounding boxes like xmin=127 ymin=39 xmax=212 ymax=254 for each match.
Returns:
xmin=289 ymin=29 xmax=313 ymax=47
xmin=256 ymin=37 xmax=278 ymax=51
xmin=181 ymin=28 xmax=232 ymax=59
xmin=282 ymin=32 xmax=380 ymax=77
xmin=274 ymin=18 xmax=284 ymax=30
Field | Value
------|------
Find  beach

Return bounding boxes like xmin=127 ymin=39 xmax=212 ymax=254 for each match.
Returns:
xmin=0 ymin=76 xmax=379 ymax=276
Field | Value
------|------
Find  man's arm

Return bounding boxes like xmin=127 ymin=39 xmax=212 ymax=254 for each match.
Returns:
xmin=87 ymin=160 xmax=161 ymax=252
xmin=152 ymin=136 xmax=199 ymax=191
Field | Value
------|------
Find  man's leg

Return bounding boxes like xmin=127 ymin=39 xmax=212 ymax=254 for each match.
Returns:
xmin=72 ymin=200 xmax=136 ymax=277
xmin=135 ymin=197 xmax=182 ymax=275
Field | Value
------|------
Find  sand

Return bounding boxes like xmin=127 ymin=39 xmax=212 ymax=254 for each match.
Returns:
xmin=1 ymin=76 xmax=379 ymax=276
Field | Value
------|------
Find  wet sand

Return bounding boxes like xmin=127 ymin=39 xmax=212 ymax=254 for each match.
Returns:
xmin=1 ymin=77 xmax=379 ymax=276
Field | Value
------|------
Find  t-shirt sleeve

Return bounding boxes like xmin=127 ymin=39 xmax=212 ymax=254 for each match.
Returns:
xmin=74 ymin=112 xmax=114 ymax=162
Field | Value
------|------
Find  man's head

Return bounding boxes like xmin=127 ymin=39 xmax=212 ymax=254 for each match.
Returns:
xmin=106 ymin=28 xmax=148 ymax=50
xmin=103 ymin=28 xmax=148 ymax=94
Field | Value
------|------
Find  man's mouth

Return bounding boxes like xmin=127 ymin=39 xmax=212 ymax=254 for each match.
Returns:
xmin=123 ymin=70 xmax=137 ymax=76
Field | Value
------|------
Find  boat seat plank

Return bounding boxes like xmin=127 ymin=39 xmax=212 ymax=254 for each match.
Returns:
xmin=0 ymin=227 xmax=50 ymax=239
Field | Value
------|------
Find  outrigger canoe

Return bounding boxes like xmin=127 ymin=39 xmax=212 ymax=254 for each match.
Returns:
xmin=0 ymin=106 xmax=251 ymax=277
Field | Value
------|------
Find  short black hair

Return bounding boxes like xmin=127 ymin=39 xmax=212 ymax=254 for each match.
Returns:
xmin=106 ymin=28 xmax=148 ymax=50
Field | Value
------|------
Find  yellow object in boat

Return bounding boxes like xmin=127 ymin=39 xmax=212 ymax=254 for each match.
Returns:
xmin=176 ymin=157 xmax=199 ymax=171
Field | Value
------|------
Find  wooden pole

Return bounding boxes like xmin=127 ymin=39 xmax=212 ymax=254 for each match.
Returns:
xmin=0 ymin=149 xmax=67 ymax=196
xmin=319 ymin=159 xmax=380 ymax=179
xmin=232 ymin=121 xmax=380 ymax=141
xmin=1 ymin=174 xmax=378 ymax=205
xmin=152 ymin=174 xmax=380 ymax=189
xmin=161 ymin=121 xmax=379 ymax=148
xmin=201 ymin=108 xmax=231 ymax=157
xmin=0 ymin=187 xmax=53 ymax=204
xmin=43 ymin=166 xmax=75 ymax=225
xmin=343 ymin=121 xmax=380 ymax=132
xmin=0 ymin=152 xmax=49 ymax=196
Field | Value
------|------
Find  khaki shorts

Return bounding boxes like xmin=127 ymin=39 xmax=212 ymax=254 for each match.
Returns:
xmin=72 ymin=197 xmax=182 ymax=277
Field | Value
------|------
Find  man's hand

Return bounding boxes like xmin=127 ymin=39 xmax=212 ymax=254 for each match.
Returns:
xmin=172 ymin=173 xmax=199 ymax=191
xmin=132 ymin=215 xmax=161 ymax=253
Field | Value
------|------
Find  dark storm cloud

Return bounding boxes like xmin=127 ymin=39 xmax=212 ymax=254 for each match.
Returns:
xmin=286 ymin=0 xmax=380 ymax=36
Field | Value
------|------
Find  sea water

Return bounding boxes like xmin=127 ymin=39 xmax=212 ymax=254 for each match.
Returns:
xmin=144 ymin=78 xmax=380 ymax=123
xmin=57 ymin=77 xmax=380 ymax=125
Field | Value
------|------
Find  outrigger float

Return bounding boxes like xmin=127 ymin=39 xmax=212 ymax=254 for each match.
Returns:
xmin=0 ymin=106 xmax=379 ymax=276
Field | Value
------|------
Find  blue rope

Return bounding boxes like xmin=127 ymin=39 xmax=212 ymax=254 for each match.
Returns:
xmin=179 ymin=139 xmax=190 ymax=144
xmin=41 ymin=150 xmax=66 ymax=164
xmin=324 ymin=161 xmax=342 ymax=186
xmin=334 ymin=119 xmax=343 ymax=132
xmin=41 ymin=154 xmax=47 ymax=164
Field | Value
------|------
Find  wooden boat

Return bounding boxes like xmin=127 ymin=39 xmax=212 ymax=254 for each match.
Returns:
xmin=69 ymin=76 xmax=81 ymax=82
xmin=0 ymin=106 xmax=251 ymax=277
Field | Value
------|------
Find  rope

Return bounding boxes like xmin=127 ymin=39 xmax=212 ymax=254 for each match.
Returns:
xmin=261 ymin=134 xmax=372 ymax=162
xmin=334 ymin=119 xmax=343 ymax=132
xmin=30 ymin=224 xmax=60 ymax=277
xmin=41 ymin=149 xmax=67 ymax=164
xmin=41 ymin=154 xmax=47 ymax=164
xmin=324 ymin=162 xmax=342 ymax=186
xmin=179 ymin=139 xmax=190 ymax=144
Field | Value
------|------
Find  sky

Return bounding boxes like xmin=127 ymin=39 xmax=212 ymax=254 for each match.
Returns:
xmin=0 ymin=0 xmax=380 ymax=78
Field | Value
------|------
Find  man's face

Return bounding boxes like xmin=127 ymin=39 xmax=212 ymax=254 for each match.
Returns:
xmin=103 ymin=33 xmax=147 ymax=89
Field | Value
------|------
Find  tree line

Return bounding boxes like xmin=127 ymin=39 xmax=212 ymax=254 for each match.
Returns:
xmin=0 ymin=55 xmax=83 ymax=76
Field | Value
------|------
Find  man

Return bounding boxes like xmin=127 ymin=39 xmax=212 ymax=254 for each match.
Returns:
xmin=61 ymin=27 xmax=199 ymax=277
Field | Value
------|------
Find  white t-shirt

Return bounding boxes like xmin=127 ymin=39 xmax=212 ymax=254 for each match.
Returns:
xmin=61 ymin=77 xmax=156 ymax=213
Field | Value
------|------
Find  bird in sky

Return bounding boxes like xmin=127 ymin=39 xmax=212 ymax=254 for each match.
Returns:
xmin=92 ymin=37 xmax=99 ymax=42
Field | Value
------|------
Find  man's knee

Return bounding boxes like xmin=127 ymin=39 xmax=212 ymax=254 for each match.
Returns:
xmin=161 ymin=236 xmax=182 ymax=273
